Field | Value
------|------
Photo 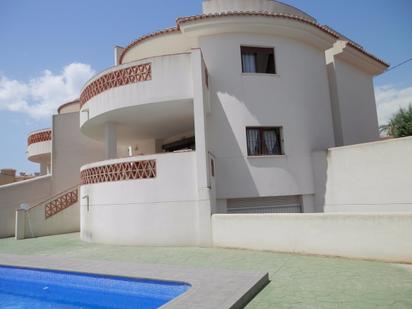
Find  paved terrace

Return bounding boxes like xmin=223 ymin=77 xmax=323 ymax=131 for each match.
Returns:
xmin=0 ymin=233 xmax=411 ymax=308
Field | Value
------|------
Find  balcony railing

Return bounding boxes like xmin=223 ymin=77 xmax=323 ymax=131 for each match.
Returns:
xmin=79 ymin=53 xmax=193 ymax=131
xmin=80 ymin=63 xmax=152 ymax=108
xmin=80 ymin=160 xmax=156 ymax=185
xmin=27 ymin=129 xmax=52 ymax=146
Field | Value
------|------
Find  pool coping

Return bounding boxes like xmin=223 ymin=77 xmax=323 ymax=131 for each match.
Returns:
xmin=0 ymin=254 xmax=269 ymax=309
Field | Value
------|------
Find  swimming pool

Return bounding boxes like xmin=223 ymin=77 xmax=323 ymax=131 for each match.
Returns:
xmin=0 ymin=265 xmax=190 ymax=308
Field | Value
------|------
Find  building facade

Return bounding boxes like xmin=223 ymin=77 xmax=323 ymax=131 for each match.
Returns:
xmin=77 ymin=0 xmax=388 ymax=245
xmin=0 ymin=0 xmax=390 ymax=245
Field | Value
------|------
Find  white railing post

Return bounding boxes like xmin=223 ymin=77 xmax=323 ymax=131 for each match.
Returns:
xmin=15 ymin=209 xmax=25 ymax=240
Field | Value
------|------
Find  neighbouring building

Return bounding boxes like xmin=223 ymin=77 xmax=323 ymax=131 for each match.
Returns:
xmin=0 ymin=169 xmax=37 ymax=186
xmin=1 ymin=0 xmax=391 ymax=245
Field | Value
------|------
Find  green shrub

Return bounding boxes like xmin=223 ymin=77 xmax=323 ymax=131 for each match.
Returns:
xmin=380 ymin=104 xmax=412 ymax=137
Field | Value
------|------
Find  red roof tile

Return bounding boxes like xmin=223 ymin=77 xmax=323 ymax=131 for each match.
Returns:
xmin=119 ymin=12 xmax=389 ymax=67
xmin=119 ymin=27 xmax=179 ymax=64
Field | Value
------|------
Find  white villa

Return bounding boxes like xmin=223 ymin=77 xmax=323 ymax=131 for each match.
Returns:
xmin=4 ymin=0 xmax=409 ymax=250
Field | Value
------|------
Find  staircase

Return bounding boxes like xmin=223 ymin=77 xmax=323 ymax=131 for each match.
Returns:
xmin=15 ymin=185 xmax=80 ymax=239
xmin=34 ymin=185 xmax=79 ymax=219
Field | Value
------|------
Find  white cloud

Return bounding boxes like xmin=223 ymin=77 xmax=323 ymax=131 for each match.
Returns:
xmin=375 ymin=84 xmax=412 ymax=125
xmin=0 ymin=63 xmax=95 ymax=119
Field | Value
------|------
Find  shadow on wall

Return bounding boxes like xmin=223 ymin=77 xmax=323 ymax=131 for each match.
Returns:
xmin=213 ymin=90 xmax=308 ymax=200
xmin=311 ymin=150 xmax=328 ymax=212
xmin=51 ymin=112 xmax=105 ymax=194
xmin=208 ymin=89 xmax=259 ymax=200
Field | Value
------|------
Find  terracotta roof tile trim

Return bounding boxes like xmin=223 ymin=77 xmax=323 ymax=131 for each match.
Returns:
xmin=345 ymin=41 xmax=389 ymax=67
xmin=176 ymin=12 xmax=389 ymax=67
xmin=119 ymin=27 xmax=179 ymax=64
xmin=119 ymin=12 xmax=388 ymax=67
xmin=177 ymin=12 xmax=340 ymax=37
xmin=57 ymin=99 xmax=80 ymax=114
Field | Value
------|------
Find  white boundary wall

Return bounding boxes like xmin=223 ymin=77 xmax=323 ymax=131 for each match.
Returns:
xmin=324 ymin=136 xmax=412 ymax=213
xmin=212 ymin=213 xmax=412 ymax=263
xmin=16 ymin=202 xmax=80 ymax=239
xmin=0 ymin=176 xmax=51 ymax=238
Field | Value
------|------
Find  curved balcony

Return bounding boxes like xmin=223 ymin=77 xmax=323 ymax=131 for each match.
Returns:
xmin=79 ymin=53 xmax=194 ymax=144
xmin=27 ymin=129 xmax=52 ymax=166
xmin=79 ymin=151 xmax=200 ymax=245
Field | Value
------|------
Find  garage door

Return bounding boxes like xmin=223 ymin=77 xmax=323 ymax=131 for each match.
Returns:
xmin=227 ymin=196 xmax=302 ymax=213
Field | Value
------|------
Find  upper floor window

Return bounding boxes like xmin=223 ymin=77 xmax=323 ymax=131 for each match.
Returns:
xmin=241 ymin=46 xmax=276 ymax=74
xmin=246 ymin=127 xmax=283 ymax=156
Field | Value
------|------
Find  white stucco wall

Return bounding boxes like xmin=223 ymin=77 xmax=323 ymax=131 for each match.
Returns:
xmin=311 ymin=150 xmax=328 ymax=212
xmin=330 ymin=58 xmax=379 ymax=145
xmin=20 ymin=201 xmax=80 ymax=238
xmin=121 ymin=32 xmax=197 ymax=64
xmin=324 ymin=137 xmax=412 ymax=213
xmin=200 ymin=33 xmax=335 ymax=201
xmin=212 ymin=213 xmax=412 ymax=263
xmin=52 ymin=112 xmax=105 ymax=194
xmin=80 ymin=151 xmax=206 ymax=246
xmin=0 ymin=176 xmax=51 ymax=237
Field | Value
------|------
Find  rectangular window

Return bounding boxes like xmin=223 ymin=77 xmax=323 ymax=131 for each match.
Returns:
xmin=246 ymin=127 xmax=283 ymax=156
xmin=241 ymin=46 xmax=276 ymax=74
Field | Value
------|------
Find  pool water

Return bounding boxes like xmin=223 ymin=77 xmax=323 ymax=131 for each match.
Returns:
xmin=0 ymin=265 xmax=190 ymax=308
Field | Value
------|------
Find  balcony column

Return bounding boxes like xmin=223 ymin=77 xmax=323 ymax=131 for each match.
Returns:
xmin=104 ymin=122 xmax=117 ymax=160
xmin=192 ymin=49 xmax=212 ymax=247
xmin=40 ymin=162 xmax=48 ymax=175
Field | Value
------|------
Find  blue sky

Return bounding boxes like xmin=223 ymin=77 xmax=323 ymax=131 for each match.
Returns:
xmin=0 ymin=0 xmax=411 ymax=173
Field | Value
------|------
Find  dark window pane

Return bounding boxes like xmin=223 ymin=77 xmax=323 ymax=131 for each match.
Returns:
xmin=246 ymin=128 xmax=261 ymax=155
xmin=263 ymin=129 xmax=281 ymax=155
xmin=162 ymin=136 xmax=195 ymax=152
xmin=241 ymin=46 xmax=276 ymax=74
xmin=246 ymin=127 xmax=283 ymax=156
xmin=242 ymin=53 xmax=256 ymax=73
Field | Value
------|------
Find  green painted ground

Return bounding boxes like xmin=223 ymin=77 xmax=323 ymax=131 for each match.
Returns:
xmin=0 ymin=233 xmax=411 ymax=308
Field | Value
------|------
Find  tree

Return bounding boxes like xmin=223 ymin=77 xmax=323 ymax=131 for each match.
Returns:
xmin=379 ymin=104 xmax=412 ymax=138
